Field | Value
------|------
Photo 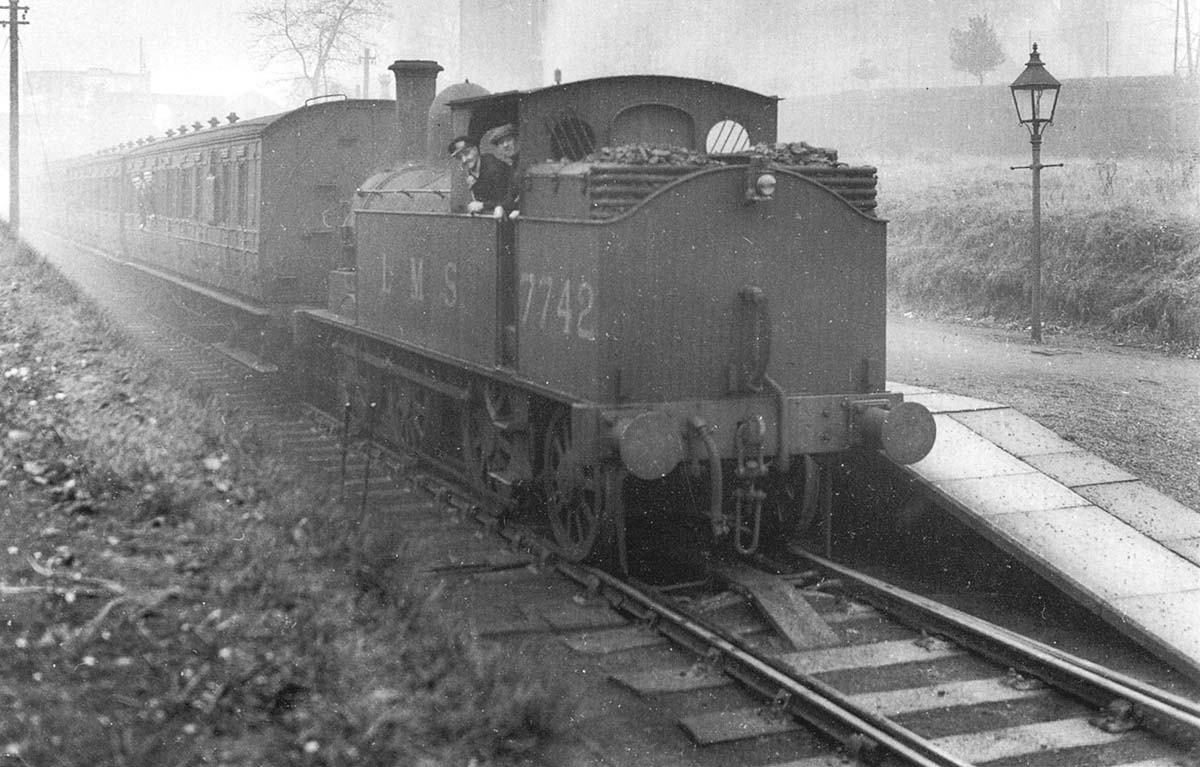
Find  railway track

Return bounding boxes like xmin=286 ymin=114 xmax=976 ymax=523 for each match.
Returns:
xmin=553 ymin=559 xmax=1200 ymax=766
xmin=30 ymin=233 xmax=1200 ymax=766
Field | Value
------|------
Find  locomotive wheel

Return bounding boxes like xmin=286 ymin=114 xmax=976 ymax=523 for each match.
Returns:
xmin=469 ymin=406 xmax=512 ymax=497
xmin=399 ymin=388 xmax=428 ymax=453
xmin=386 ymin=380 xmax=428 ymax=454
xmin=796 ymin=455 xmax=825 ymax=532
xmin=336 ymin=352 xmax=374 ymax=438
xmin=483 ymin=380 xmax=524 ymax=430
xmin=542 ymin=411 xmax=603 ymax=562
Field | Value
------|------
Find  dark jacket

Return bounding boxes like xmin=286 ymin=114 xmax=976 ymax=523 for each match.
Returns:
xmin=472 ymin=154 xmax=517 ymax=211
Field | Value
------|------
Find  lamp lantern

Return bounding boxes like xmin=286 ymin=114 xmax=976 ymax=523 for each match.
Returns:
xmin=1010 ymin=43 xmax=1061 ymax=137
xmin=1009 ymin=43 xmax=1064 ymax=344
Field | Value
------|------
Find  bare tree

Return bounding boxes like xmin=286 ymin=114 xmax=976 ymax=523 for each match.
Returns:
xmin=1177 ymin=0 xmax=1200 ymax=80
xmin=245 ymin=0 xmax=391 ymax=100
xmin=949 ymin=14 xmax=1006 ymax=85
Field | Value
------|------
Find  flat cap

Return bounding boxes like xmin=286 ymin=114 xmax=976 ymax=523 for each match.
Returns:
xmin=490 ymin=123 xmax=518 ymax=144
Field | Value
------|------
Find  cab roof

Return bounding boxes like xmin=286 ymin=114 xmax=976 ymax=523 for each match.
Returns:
xmin=447 ymin=74 xmax=780 ymax=163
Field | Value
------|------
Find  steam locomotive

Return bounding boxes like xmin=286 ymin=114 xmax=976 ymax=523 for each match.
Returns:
xmin=35 ymin=60 xmax=935 ymax=569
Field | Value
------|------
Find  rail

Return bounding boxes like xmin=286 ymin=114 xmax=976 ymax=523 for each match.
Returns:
xmin=791 ymin=546 xmax=1200 ymax=741
xmin=554 ymin=558 xmax=979 ymax=767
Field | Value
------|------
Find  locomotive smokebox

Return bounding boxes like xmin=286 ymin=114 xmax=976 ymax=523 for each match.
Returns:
xmin=389 ymin=59 xmax=443 ymax=161
xmin=857 ymin=401 xmax=937 ymax=465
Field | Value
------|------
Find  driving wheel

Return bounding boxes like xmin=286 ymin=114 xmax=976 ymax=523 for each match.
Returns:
xmin=542 ymin=410 xmax=603 ymax=562
xmin=394 ymin=382 xmax=429 ymax=454
xmin=470 ymin=406 xmax=513 ymax=496
xmin=336 ymin=352 xmax=374 ymax=437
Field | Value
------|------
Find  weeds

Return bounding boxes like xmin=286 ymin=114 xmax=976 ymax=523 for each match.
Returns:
xmin=881 ymin=156 xmax=1200 ymax=351
xmin=1 ymin=236 xmax=568 ymax=765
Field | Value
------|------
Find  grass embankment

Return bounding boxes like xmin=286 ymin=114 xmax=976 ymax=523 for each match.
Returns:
xmin=880 ymin=156 xmax=1200 ymax=353
xmin=0 ymin=235 xmax=564 ymax=765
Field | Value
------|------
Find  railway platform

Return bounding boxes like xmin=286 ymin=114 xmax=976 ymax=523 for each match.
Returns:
xmin=891 ymin=382 xmax=1200 ymax=683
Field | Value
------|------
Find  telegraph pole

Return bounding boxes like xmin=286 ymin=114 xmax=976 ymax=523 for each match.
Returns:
xmin=1176 ymin=0 xmax=1181 ymax=77
xmin=360 ymin=47 xmax=375 ymax=98
xmin=2 ymin=2 xmax=28 ymax=234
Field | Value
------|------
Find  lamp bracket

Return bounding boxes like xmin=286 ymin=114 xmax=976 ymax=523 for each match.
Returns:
xmin=1010 ymin=162 xmax=1064 ymax=172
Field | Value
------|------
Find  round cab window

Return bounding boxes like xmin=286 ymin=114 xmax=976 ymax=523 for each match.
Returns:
xmin=706 ymin=120 xmax=750 ymax=155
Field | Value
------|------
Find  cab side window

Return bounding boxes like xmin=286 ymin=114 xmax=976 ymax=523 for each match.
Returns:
xmin=548 ymin=113 xmax=596 ymax=161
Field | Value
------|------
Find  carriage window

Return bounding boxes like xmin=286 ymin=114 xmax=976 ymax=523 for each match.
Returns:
xmin=194 ymin=166 xmax=205 ymax=222
xmin=155 ymin=171 xmax=168 ymax=219
xmin=706 ymin=120 xmax=751 ymax=155
xmin=224 ymin=164 xmax=234 ymax=224
xmin=547 ymin=114 xmax=596 ymax=161
xmin=181 ymin=168 xmax=193 ymax=219
xmin=178 ymin=169 xmax=190 ymax=219
xmin=212 ymin=162 xmax=228 ymax=225
xmin=132 ymin=170 xmax=154 ymax=224
xmin=167 ymin=168 xmax=178 ymax=218
xmin=249 ymin=159 xmax=259 ymax=228
xmin=236 ymin=161 xmax=249 ymax=227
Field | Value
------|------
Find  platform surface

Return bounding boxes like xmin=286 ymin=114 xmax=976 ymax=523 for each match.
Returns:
xmin=892 ymin=383 xmax=1200 ymax=682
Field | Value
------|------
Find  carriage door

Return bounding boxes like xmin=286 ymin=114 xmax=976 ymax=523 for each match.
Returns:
xmin=496 ymin=218 xmax=518 ymax=367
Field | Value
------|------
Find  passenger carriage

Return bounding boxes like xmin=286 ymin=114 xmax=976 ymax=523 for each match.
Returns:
xmin=38 ymin=99 xmax=402 ymax=365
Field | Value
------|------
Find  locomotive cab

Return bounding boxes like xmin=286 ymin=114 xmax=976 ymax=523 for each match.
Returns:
xmin=432 ymin=76 xmax=783 ymax=373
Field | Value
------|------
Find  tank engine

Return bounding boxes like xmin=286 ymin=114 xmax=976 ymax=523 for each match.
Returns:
xmin=34 ymin=59 xmax=934 ymax=569
xmin=298 ymin=62 xmax=936 ymax=569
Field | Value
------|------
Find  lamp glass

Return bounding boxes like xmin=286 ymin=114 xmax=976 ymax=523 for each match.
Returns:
xmin=1009 ymin=44 xmax=1061 ymax=131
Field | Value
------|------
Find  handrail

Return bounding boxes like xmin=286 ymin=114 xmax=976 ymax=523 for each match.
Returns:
xmin=304 ymin=93 xmax=348 ymax=107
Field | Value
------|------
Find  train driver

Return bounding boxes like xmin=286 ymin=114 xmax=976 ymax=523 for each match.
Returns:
xmin=448 ymin=131 xmax=518 ymax=217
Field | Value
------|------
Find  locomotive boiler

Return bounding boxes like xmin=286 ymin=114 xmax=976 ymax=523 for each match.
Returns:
xmin=298 ymin=62 xmax=936 ymax=568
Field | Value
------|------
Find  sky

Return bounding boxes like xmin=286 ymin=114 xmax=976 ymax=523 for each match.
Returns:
xmin=16 ymin=1 xmax=1192 ymax=100
xmin=1 ymin=1 xmax=1192 ymax=214
xmin=19 ymin=1 xmax=273 ymax=97
xmin=1 ymin=0 xmax=1192 ymax=163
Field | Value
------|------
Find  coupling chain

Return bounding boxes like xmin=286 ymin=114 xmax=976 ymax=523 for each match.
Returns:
xmin=733 ymin=417 xmax=768 ymax=555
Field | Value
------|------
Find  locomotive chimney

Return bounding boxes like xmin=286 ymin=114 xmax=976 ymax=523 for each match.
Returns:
xmin=389 ymin=59 xmax=443 ymax=162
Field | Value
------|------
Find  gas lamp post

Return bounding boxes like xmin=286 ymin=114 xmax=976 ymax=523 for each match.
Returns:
xmin=1009 ymin=43 xmax=1062 ymax=343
